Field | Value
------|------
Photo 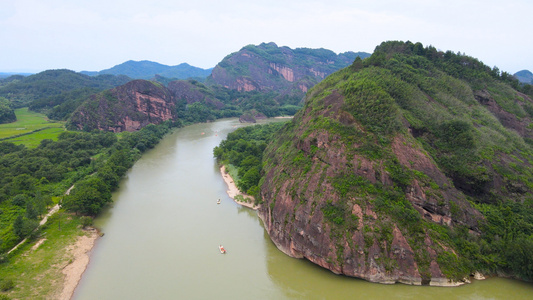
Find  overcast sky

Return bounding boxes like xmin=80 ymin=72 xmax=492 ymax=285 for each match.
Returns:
xmin=1 ymin=0 xmax=531 ymax=74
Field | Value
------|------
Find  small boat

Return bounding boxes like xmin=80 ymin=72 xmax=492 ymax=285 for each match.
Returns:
xmin=217 ymin=199 xmax=221 ymax=204
xmin=219 ymin=245 xmax=226 ymax=254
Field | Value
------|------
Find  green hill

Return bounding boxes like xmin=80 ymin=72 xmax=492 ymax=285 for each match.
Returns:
xmin=0 ymin=69 xmax=131 ymax=108
xmin=207 ymin=42 xmax=370 ymax=106
xmin=250 ymin=41 xmax=533 ymax=284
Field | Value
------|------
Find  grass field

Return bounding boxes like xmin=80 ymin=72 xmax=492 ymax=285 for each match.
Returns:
xmin=0 ymin=212 xmax=86 ymax=299
xmin=0 ymin=108 xmax=65 ymax=147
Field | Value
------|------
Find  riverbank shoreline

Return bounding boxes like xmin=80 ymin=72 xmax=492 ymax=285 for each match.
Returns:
xmin=220 ymin=165 xmax=260 ymax=210
xmin=59 ymin=228 xmax=99 ymax=300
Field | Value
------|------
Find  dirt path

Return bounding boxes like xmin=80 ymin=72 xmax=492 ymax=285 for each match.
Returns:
xmin=7 ymin=184 xmax=74 ymax=255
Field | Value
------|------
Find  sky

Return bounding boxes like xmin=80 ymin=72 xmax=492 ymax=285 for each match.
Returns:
xmin=1 ymin=0 xmax=531 ymax=74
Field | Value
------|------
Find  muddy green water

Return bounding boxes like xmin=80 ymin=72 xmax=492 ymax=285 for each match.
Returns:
xmin=73 ymin=119 xmax=533 ymax=300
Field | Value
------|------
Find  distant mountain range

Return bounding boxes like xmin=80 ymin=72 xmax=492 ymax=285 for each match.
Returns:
xmin=0 ymin=72 xmax=34 ymax=79
xmin=514 ymin=70 xmax=533 ymax=84
xmin=81 ymin=60 xmax=213 ymax=80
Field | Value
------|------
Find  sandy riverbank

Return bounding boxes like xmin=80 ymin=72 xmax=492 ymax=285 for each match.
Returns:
xmin=220 ymin=165 xmax=260 ymax=210
xmin=59 ymin=229 xmax=99 ymax=300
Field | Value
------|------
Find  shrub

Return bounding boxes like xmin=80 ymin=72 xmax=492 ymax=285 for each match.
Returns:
xmin=80 ymin=216 xmax=93 ymax=228
xmin=0 ymin=279 xmax=14 ymax=292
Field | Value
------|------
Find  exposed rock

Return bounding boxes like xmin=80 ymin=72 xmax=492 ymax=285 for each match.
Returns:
xmin=474 ymin=90 xmax=533 ymax=140
xmin=473 ymin=271 xmax=486 ymax=280
xmin=255 ymin=42 xmax=529 ymax=286
xmin=207 ymin=42 xmax=370 ymax=96
xmin=69 ymin=80 xmax=176 ymax=132
xmin=239 ymin=110 xmax=267 ymax=123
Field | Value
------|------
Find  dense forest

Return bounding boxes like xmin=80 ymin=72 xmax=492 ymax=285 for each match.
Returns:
xmin=0 ymin=70 xmax=130 ymax=109
xmin=175 ymin=82 xmax=302 ymax=124
xmin=0 ymin=121 xmax=180 ymax=254
xmin=213 ymin=122 xmax=287 ymax=197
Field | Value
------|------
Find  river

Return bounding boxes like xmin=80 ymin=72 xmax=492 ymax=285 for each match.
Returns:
xmin=73 ymin=118 xmax=533 ymax=299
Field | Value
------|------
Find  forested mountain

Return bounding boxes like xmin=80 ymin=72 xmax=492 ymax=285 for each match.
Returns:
xmin=67 ymin=78 xmax=300 ymax=132
xmin=81 ymin=60 xmax=213 ymax=80
xmin=515 ymin=70 xmax=533 ymax=84
xmin=0 ymin=70 xmax=131 ymax=108
xmin=0 ymin=73 xmax=32 ymax=80
xmin=0 ymin=121 xmax=179 ymax=253
xmin=69 ymin=42 xmax=372 ymax=132
xmin=219 ymin=41 xmax=533 ymax=285
xmin=207 ymin=42 xmax=370 ymax=105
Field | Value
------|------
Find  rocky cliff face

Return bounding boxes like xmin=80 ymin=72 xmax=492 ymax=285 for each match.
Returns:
xmin=69 ymin=80 xmax=176 ymax=132
xmin=207 ymin=42 xmax=370 ymax=96
xmin=258 ymin=91 xmax=481 ymax=285
xmin=257 ymin=41 xmax=533 ymax=285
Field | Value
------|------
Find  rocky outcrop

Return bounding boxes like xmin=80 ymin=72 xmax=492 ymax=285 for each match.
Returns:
xmin=239 ymin=110 xmax=267 ymax=123
xmin=257 ymin=88 xmax=483 ymax=285
xmin=253 ymin=41 xmax=533 ymax=285
xmin=474 ymin=89 xmax=533 ymax=140
xmin=207 ymin=42 xmax=370 ymax=96
xmin=69 ymin=80 xmax=176 ymax=132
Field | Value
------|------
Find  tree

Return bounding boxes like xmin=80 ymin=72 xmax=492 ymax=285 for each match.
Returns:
xmin=25 ymin=200 xmax=38 ymax=220
xmin=13 ymin=215 xmax=24 ymax=238
xmin=62 ymin=177 xmax=111 ymax=216
xmin=351 ymin=56 xmax=364 ymax=71
xmin=0 ymin=97 xmax=16 ymax=124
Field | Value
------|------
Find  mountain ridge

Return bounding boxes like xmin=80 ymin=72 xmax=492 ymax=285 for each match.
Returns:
xmin=66 ymin=43 xmax=371 ymax=130
xmin=81 ymin=60 xmax=213 ymax=80
xmin=0 ymin=69 xmax=131 ymax=108
xmin=207 ymin=42 xmax=370 ymax=95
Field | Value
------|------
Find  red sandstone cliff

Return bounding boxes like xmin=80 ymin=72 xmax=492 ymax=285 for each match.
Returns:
xmin=207 ymin=42 xmax=369 ymax=95
xmin=258 ymin=88 xmax=485 ymax=286
xmin=69 ymin=80 xmax=176 ymax=132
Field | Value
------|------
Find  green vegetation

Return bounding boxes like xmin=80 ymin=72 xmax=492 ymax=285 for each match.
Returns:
xmin=29 ymin=87 xmax=103 ymax=121
xmin=0 ymin=108 xmax=65 ymax=146
xmin=176 ymin=83 xmax=301 ymax=125
xmin=0 ymin=70 xmax=130 ymax=108
xmin=0 ymin=118 xmax=179 ymax=298
xmin=207 ymin=43 xmax=370 ymax=119
xmin=0 ymin=97 xmax=16 ymax=124
xmin=220 ymin=41 xmax=533 ymax=282
xmin=6 ymin=127 xmax=66 ymax=148
xmin=214 ymin=122 xmax=287 ymax=197
xmin=0 ymin=121 xmax=179 ymax=254
xmin=84 ymin=60 xmax=212 ymax=80
xmin=0 ymin=211 xmax=89 ymax=299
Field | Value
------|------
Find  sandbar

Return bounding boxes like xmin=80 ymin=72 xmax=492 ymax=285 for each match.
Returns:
xmin=59 ymin=229 xmax=99 ymax=300
xmin=220 ymin=165 xmax=260 ymax=210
